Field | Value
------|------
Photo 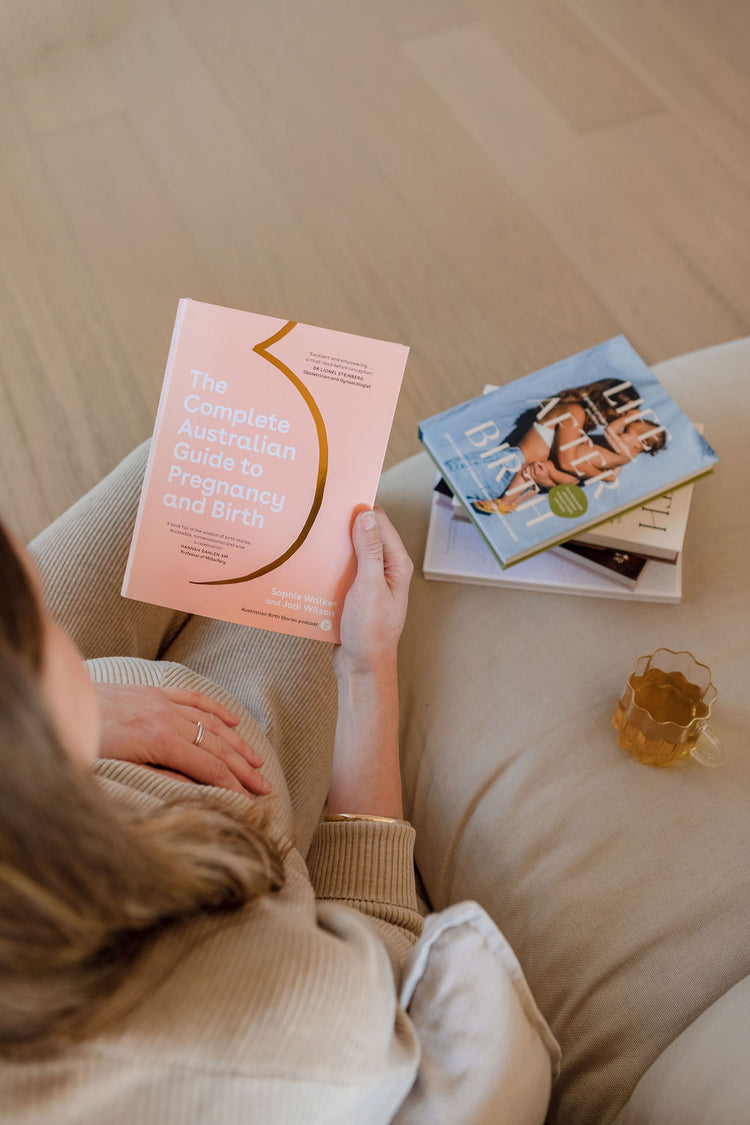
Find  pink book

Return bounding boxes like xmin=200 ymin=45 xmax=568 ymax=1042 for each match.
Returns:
xmin=122 ymin=299 xmax=408 ymax=643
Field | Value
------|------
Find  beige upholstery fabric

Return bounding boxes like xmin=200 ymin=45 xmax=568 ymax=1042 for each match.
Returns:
xmin=377 ymin=338 xmax=750 ymax=1125
xmin=613 ymin=975 xmax=750 ymax=1125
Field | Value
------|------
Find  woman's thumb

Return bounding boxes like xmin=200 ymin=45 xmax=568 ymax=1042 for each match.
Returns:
xmin=353 ymin=509 xmax=384 ymax=569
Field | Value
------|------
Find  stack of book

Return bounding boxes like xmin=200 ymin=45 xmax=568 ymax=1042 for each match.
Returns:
xmin=419 ymin=337 xmax=719 ymax=604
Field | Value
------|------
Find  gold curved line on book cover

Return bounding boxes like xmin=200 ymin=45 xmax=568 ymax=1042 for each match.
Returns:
xmin=190 ymin=320 xmax=329 ymax=587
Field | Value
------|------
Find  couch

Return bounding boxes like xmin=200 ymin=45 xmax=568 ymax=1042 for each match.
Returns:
xmin=378 ymin=338 xmax=750 ymax=1124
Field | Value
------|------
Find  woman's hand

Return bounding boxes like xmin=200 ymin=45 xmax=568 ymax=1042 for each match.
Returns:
xmin=93 ymin=683 xmax=272 ymax=797
xmin=327 ymin=508 xmax=413 ymax=819
xmin=333 ymin=507 xmax=413 ymax=677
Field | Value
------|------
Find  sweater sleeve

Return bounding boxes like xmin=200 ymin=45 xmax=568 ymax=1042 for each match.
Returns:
xmin=306 ymin=819 xmax=423 ymax=960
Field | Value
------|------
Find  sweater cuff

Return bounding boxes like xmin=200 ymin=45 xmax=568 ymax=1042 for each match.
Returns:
xmin=307 ymin=819 xmax=419 ymax=914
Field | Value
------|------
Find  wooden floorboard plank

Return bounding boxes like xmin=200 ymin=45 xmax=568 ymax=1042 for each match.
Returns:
xmin=468 ymin=0 xmax=662 ymax=132
xmin=0 ymin=92 xmax=151 ymax=535
xmin=98 ymin=4 xmax=324 ymax=320
xmin=12 ymin=38 xmax=122 ymax=136
xmin=367 ymin=0 xmax=473 ymax=40
xmin=36 ymin=110 xmax=216 ymax=397
xmin=567 ymin=0 xmax=750 ymax=189
xmin=589 ymin=111 xmax=750 ymax=329
xmin=315 ymin=12 xmax=623 ymax=365
xmin=678 ymin=0 xmax=750 ymax=75
xmin=402 ymin=23 xmax=746 ymax=360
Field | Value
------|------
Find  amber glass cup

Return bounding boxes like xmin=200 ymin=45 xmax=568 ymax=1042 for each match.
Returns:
xmin=612 ymin=648 xmax=723 ymax=768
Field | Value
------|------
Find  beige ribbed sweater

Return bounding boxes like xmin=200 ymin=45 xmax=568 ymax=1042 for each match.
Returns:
xmin=1 ymin=740 xmax=423 ymax=1125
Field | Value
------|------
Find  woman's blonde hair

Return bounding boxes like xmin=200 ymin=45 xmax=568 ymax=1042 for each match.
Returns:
xmin=0 ymin=522 xmax=286 ymax=1059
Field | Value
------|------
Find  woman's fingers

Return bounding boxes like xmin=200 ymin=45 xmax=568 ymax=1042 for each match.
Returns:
xmin=335 ymin=506 xmax=413 ymax=675
xmin=373 ymin=507 xmax=413 ymax=593
xmin=176 ymin=703 xmax=264 ymax=769
xmin=158 ymin=693 xmax=271 ymax=795
xmin=175 ymin=709 xmax=271 ymax=794
xmin=160 ymin=687 xmax=241 ymax=728
xmin=154 ymin=743 xmax=269 ymax=797
xmin=352 ymin=508 xmax=412 ymax=595
xmin=351 ymin=508 xmax=385 ymax=573
xmin=159 ymin=720 xmax=272 ymax=796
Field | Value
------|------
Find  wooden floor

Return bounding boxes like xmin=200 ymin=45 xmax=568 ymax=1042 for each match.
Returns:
xmin=1 ymin=0 xmax=749 ymax=540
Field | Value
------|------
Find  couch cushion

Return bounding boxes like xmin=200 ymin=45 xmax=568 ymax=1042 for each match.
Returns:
xmin=377 ymin=338 xmax=750 ymax=1124
xmin=613 ymin=974 xmax=750 ymax=1125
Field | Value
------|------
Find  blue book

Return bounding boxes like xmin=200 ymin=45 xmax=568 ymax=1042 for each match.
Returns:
xmin=418 ymin=337 xmax=719 ymax=567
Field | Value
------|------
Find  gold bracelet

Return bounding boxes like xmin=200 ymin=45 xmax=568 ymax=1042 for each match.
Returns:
xmin=323 ymin=813 xmax=411 ymax=827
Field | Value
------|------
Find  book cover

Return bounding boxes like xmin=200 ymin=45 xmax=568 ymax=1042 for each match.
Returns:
xmin=418 ymin=337 xmax=718 ymax=567
xmin=424 ymin=490 xmax=682 ymax=604
xmin=122 ymin=299 xmax=408 ymax=643
xmin=448 ymin=404 xmax=700 ymax=563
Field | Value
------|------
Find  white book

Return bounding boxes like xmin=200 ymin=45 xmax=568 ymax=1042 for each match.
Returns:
xmin=425 ymin=491 xmax=682 ymax=604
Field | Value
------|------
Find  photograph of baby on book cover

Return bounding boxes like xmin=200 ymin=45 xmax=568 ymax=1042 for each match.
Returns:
xmin=419 ymin=337 xmax=718 ymax=566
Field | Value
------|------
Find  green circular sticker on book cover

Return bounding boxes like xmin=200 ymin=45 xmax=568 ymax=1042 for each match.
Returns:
xmin=548 ymin=484 xmax=588 ymax=518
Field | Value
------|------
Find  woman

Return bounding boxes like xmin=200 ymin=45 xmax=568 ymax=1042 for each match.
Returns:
xmin=0 ymin=443 xmax=422 ymax=1122
xmin=461 ymin=378 xmax=668 ymax=515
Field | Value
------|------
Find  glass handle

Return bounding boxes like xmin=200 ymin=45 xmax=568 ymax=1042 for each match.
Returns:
xmin=689 ymin=728 xmax=725 ymax=769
